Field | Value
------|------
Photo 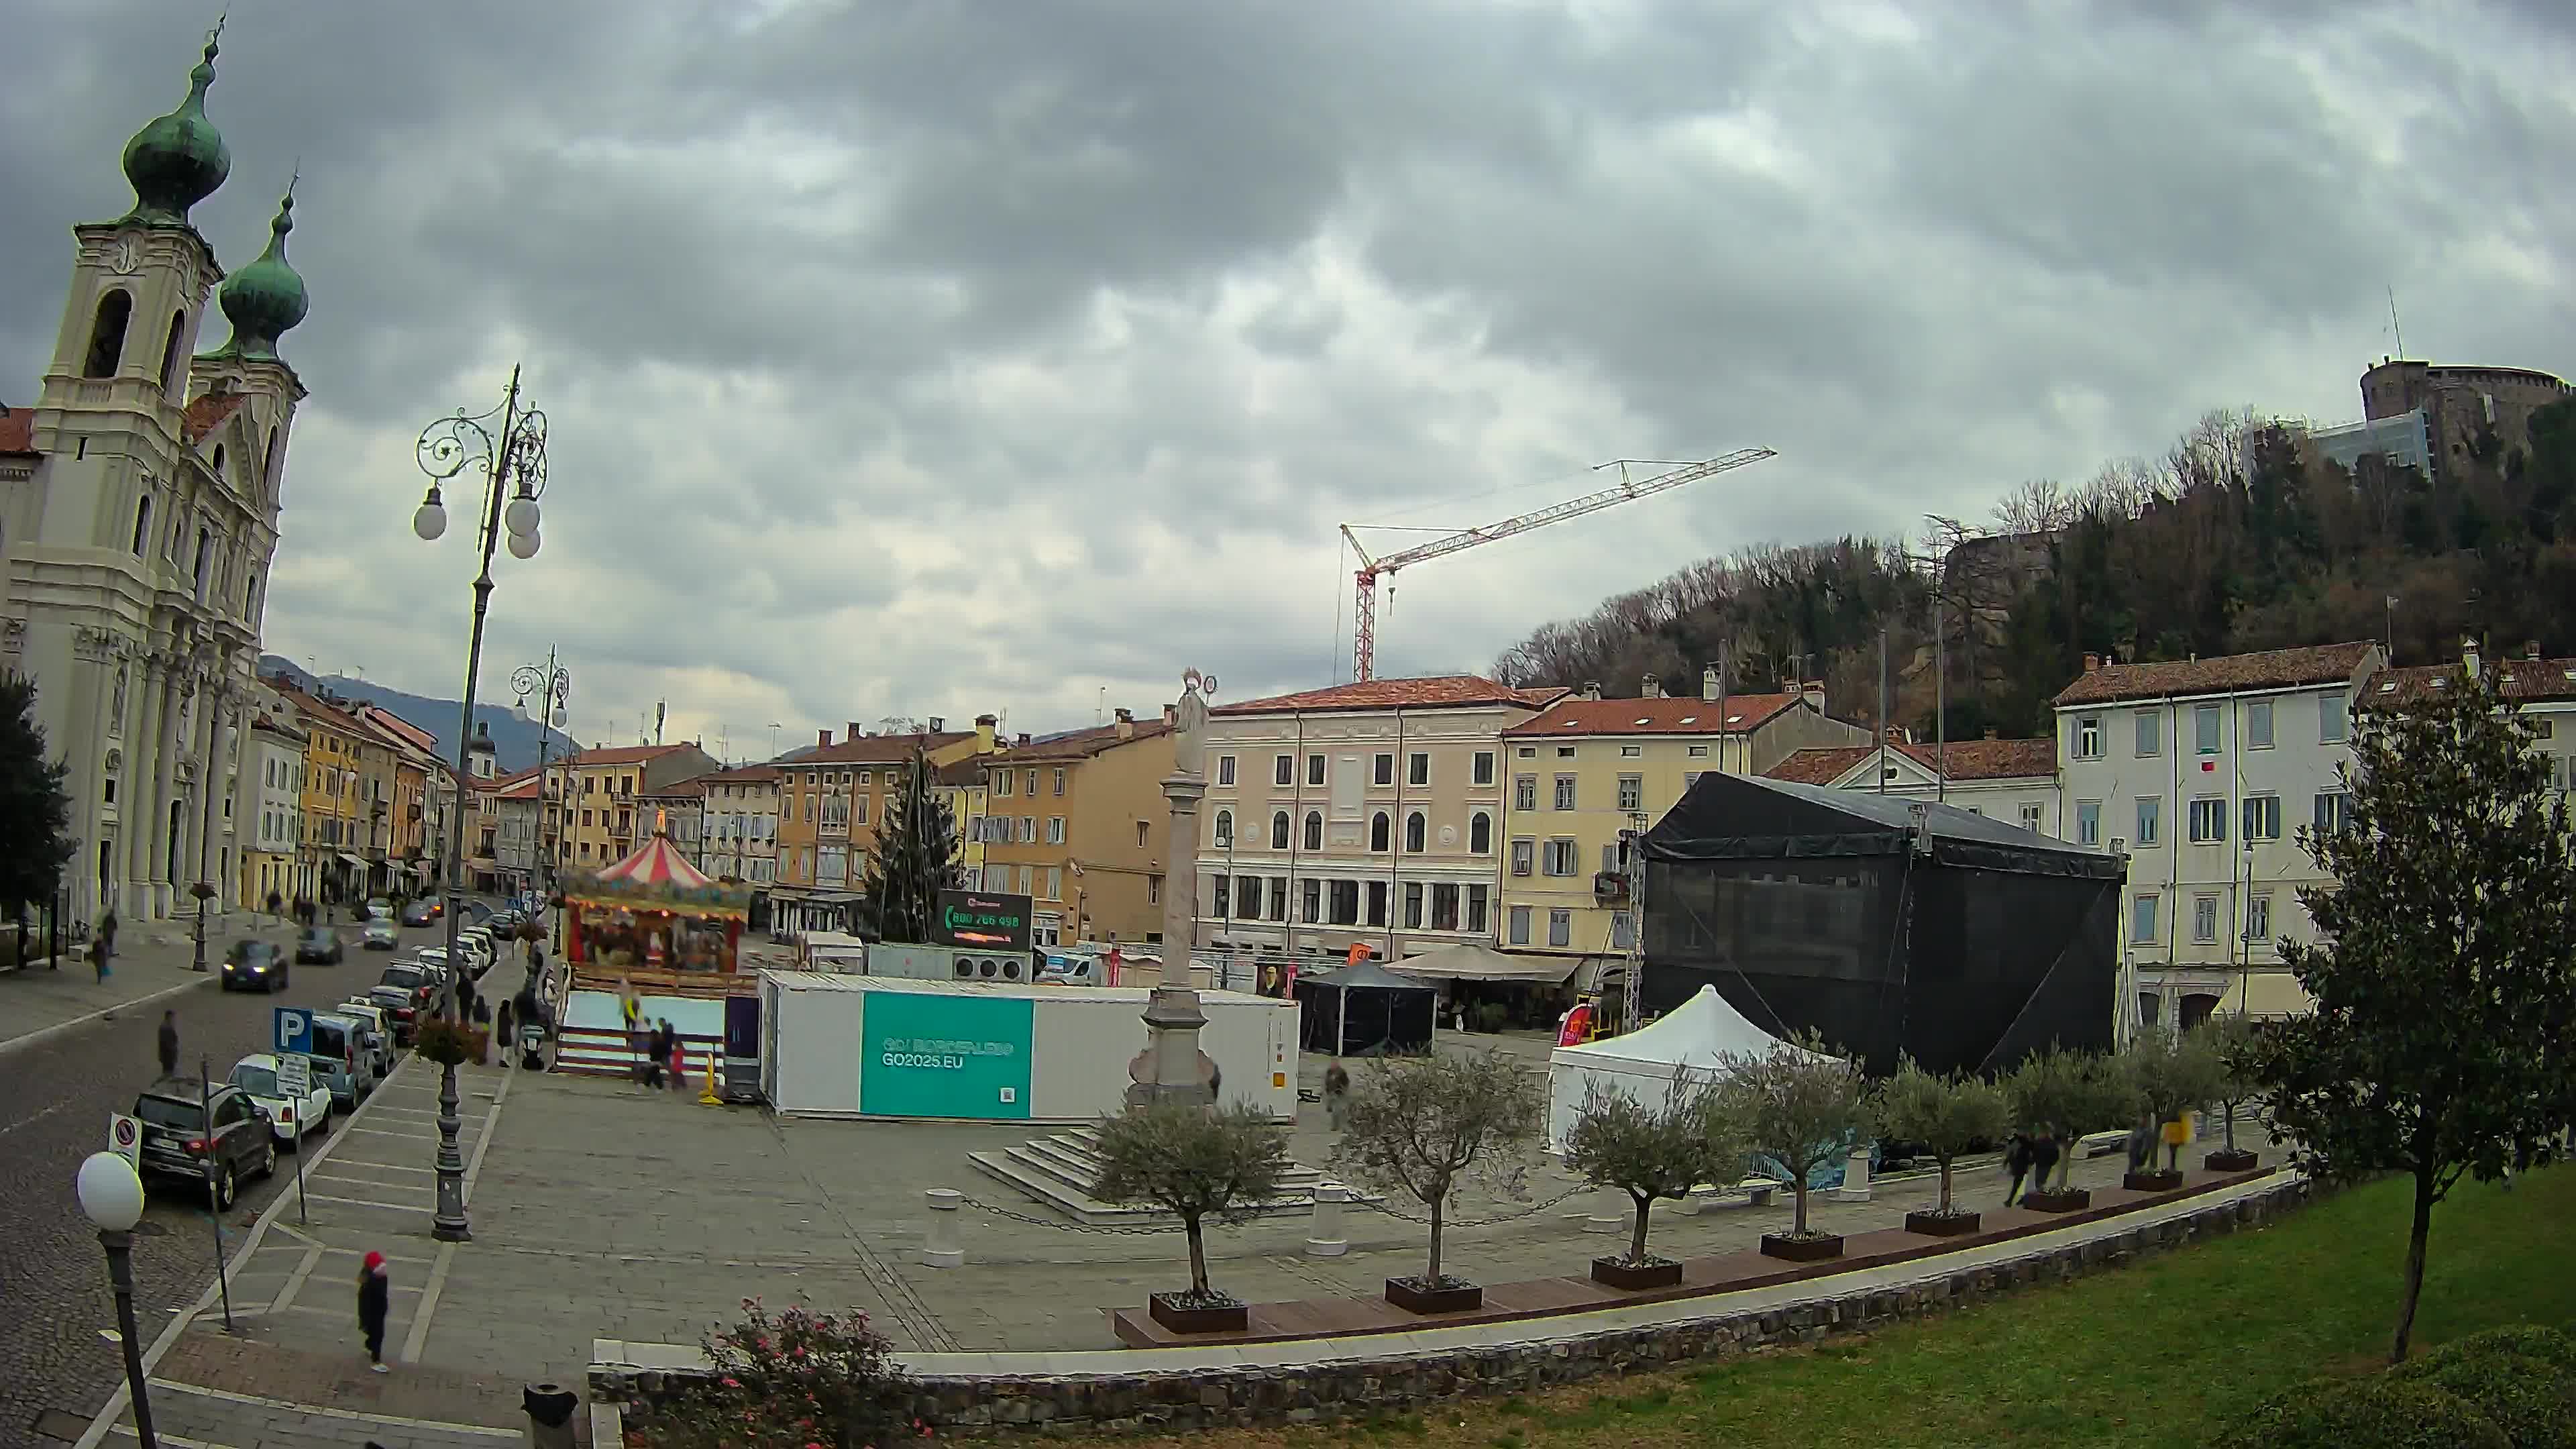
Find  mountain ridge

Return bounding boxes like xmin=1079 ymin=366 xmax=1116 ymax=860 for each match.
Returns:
xmin=258 ymin=655 xmax=580 ymax=775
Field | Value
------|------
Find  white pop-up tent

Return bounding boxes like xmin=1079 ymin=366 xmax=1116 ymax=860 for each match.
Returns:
xmin=1544 ymin=984 xmax=1829 ymax=1152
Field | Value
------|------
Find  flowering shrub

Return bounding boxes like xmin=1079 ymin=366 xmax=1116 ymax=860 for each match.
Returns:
xmin=638 ymin=1299 xmax=914 ymax=1449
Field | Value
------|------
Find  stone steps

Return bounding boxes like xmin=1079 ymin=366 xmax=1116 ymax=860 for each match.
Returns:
xmin=967 ymin=1127 xmax=1374 ymax=1226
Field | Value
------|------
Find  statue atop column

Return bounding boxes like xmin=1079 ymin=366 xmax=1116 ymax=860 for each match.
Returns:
xmin=1171 ymin=667 xmax=1216 ymax=779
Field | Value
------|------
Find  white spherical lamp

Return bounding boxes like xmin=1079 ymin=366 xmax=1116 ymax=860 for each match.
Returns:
xmin=504 ymin=495 xmax=541 ymax=538
xmin=77 ymin=1152 xmax=145 ymax=1232
xmin=413 ymin=493 xmax=448 ymax=542
xmin=506 ymin=528 xmax=540 ymax=560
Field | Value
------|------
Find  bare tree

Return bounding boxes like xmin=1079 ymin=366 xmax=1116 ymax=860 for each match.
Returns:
xmin=1336 ymin=1051 xmax=1544 ymax=1289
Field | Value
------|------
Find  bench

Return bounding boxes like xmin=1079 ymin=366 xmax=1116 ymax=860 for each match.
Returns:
xmin=1688 ymin=1176 xmax=1786 ymax=1213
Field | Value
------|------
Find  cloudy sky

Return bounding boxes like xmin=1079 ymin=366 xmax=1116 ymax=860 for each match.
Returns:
xmin=5 ymin=1 xmax=2571 ymax=756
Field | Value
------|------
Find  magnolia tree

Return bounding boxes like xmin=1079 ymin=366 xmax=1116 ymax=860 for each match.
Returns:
xmin=1720 ymin=1034 xmax=1869 ymax=1238
xmin=2121 ymin=1028 xmax=2227 ymax=1170
xmin=2007 ymin=1046 xmax=2132 ymax=1192
xmin=1562 ymin=1067 xmax=1748 ymax=1267
xmin=2245 ymin=665 xmax=2576 ymax=1364
xmin=1091 ymin=1102 xmax=1289 ymax=1307
xmin=1337 ymin=1050 xmax=1544 ymax=1289
xmin=1872 ymin=1059 xmax=2008 ymax=1218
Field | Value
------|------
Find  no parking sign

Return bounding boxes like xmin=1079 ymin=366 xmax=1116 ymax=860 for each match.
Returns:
xmin=108 ymin=1113 xmax=141 ymax=1169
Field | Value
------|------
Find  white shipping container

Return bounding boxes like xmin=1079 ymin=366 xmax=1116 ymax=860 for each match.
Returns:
xmin=759 ymin=971 xmax=1297 ymax=1122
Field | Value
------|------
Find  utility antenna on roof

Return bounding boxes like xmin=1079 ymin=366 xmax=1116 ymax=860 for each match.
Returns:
xmin=2387 ymin=285 xmax=2405 ymax=360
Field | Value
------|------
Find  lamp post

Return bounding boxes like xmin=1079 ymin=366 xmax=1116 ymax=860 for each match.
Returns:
xmin=514 ymin=650 xmax=571 ymax=955
xmin=77 ymin=1152 xmax=158 ymax=1449
xmin=412 ymin=367 xmax=549 ymax=1243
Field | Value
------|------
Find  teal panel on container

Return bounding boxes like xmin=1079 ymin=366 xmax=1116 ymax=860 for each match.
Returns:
xmin=859 ymin=990 xmax=1035 ymax=1120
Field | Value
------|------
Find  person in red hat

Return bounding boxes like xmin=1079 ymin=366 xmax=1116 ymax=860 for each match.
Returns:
xmin=358 ymin=1251 xmax=391 ymax=1372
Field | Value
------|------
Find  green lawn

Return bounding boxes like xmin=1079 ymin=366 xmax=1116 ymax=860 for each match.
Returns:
xmin=1164 ymin=1166 xmax=2576 ymax=1449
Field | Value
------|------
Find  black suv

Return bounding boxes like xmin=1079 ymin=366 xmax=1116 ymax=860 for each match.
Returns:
xmin=220 ymin=939 xmax=288 ymax=993
xmin=134 ymin=1077 xmax=277 ymax=1209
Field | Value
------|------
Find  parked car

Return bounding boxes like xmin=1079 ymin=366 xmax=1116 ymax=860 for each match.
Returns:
xmin=454 ymin=932 xmax=496 ymax=977
xmin=364 ymin=985 xmax=421 ymax=1047
xmin=366 ymin=897 xmax=393 ymax=920
xmin=298 ymin=1012 xmax=375 ymax=1110
xmin=335 ymin=1000 xmax=398 ymax=1075
xmin=227 ymin=1053 xmax=332 ymax=1145
xmin=360 ymin=918 xmax=398 ymax=951
xmin=398 ymin=899 xmax=436 ymax=928
xmin=133 ymin=1077 xmax=275 ymax=1208
xmin=221 ymin=939 xmax=288 ymax=993
xmin=411 ymin=949 xmax=454 ymax=991
xmin=374 ymin=962 xmax=437 ymax=1039
xmin=297 ymin=926 xmax=345 ymax=964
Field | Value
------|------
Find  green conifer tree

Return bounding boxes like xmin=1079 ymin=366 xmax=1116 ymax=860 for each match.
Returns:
xmin=0 ymin=673 xmax=77 ymax=938
xmin=856 ymin=746 xmax=961 ymax=942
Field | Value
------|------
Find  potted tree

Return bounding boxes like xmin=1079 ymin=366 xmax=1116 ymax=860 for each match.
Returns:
xmin=1873 ymin=1058 xmax=2008 ymax=1237
xmin=1337 ymin=1050 xmax=1544 ymax=1313
xmin=2198 ymin=1014 xmax=2263 ymax=1172
xmin=1090 ymin=1101 xmax=1290 ymax=1334
xmin=1723 ymin=1034 xmax=1870 ymax=1262
xmin=2007 ymin=1046 xmax=2125 ymax=1212
xmin=1562 ymin=1067 xmax=1747 ymax=1289
xmin=2120 ymin=1028 xmax=2225 ymax=1191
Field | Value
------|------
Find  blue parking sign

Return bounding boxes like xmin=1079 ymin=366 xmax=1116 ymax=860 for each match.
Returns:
xmin=273 ymin=1008 xmax=312 ymax=1057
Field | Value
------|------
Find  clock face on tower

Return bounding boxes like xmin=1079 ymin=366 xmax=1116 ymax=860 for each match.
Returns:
xmin=109 ymin=236 xmax=140 ymax=275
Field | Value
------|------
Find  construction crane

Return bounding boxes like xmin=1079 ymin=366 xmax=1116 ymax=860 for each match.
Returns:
xmin=1339 ymin=447 xmax=1778 ymax=680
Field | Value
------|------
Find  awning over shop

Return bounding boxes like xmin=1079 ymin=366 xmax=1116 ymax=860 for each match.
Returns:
xmin=336 ymin=853 xmax=368 ymax=869
xmin=1387 ymin=942 xmax=1583 ymax=985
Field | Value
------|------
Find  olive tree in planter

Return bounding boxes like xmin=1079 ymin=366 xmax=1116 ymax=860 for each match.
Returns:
xmin=1090 ymin=1101 xmax=1291 ymax=1334
xmin=1336 ymin=1049 xmax=1544 ymax=1313
xmin=1562 ymin=1067 xmax=1748 ymax=1289
xmin=1722 ymin=1033 xmax=1870 ymax=1262
xmin=2119 ymin=1028 xmax=2226 ymax=1190
xmin=2198 ymin=1014 xmax=2264 ymax=1172
xmin=1872 ymin=1058 xmax=2008 ymax=1237
xmin=2006 ymin=1046 xmax=2129 ymax=1212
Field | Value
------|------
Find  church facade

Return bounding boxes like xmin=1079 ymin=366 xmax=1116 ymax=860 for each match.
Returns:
xmin=0 ymin=25 xmax=311 ymax=926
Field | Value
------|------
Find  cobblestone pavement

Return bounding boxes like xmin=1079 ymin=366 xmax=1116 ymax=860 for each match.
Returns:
xmin=95 ymin=1336 xmax=543 ymax=1448
xmin=3 ymin=913 xmax=469 ymax=1449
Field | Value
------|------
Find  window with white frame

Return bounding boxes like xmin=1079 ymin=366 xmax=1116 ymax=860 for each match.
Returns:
xmin=1216 ymin=755 xmax=1236 ymax=786
xmin=1508 ymin=904 xmax=1532 ymax=945
xmin=1213 ymin=810 xmax=1232 ymax=847
xmin=2241 ymin=794 xmax=2281 ymax=842
xmin=2245 ymin=892 xmax=2272 ymax=945
xmin=1373 ymin=753 xmax=1394 ymax=786
xmin=2075 ymin=714 xmax=2102 ymax=760
xmin=2314 ymin=791 xmax=2349 ymax=834
xmin=996 ymin=771 xmax=1014 ymax=798
xmin=1044 ymin=867 xmax=1062 ymax=900
xmin=1548 ymin=909 xmax=1571 ymax=947
xmin=1511 ymin=839 xmax=1534 ymax=876
xmin=2320 ymin=694 xmax=2349 ymax=743
xmin=1472 ymin=751 xmax=1495 ymax=786
xmin=2020 ymin=802 xmax=2044 ymax=833
xmin=1469 ymin=811 xmax=1492 ymax=853
xmin=1303 ymin=810 xmax=1322 ymax=851
xmin=1271 ymin=811 xmax=1290 ymax=849
xmin=2247 ymin=700 xmax=2275 ymax=749
xmin=2132 ymin=892 xmax=2159 ymax=944
xmin=1404 ymin=881 xmax=1424 ymax=928
xmin=1404 ymin=811 xmax=1426 ymax=852
xmin=2195 ymin=704 xmax=2221 ymax=755
xmin=1274 ymin=754 xmax=1293 ymax=786
xmin=1514 ymin=775 xmax=1538 ymax=810
xmin=1046 ymin=816 xmax=1066 ymax=845
xmin=2076 ymin=800 xmax=2100 ymax=846
xmin=1554 ymin=774 xmax=1577 ymax=810
xmin=1371 ymin=812 xmax=1390 ymax=851
xmin=2135 ymin=710 xmax=2161 ymax=757
xmin=2135 ymin=797 xmax=2160 ymax=847
xmin=1305 ymin=753 xmax=1326 ymax=786
xmin=1687 ymin=743 xmax=1710 ymax=759
xmin=1542 ymin=838 xmax=1579 ymax=875
xmin=1617 ymin=774 xmax=1642 ymax=812
xmin=1409 ymin=751 xmax=1430 ymax=786
xmin=2193 ymin=894 xmax=2218 ymax=943
xmin=1611 ymin=911 xmax=1635 ymax=949
xmin=2188 ymin=797 xmax=2227 ymax=843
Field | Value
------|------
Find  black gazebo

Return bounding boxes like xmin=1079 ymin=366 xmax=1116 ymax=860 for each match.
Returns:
xmin=1293 ymin=961 xmax=1438 ymax=1057
xmin=1639 ymin=772 xmax=2123 ymax=1076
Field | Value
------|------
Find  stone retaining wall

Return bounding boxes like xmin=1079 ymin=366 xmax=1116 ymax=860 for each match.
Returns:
xmin=596 ymin=1176 xmax=2312 ymax=1438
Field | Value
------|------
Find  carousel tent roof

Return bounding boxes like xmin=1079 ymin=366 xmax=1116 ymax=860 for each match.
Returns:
xmin=596 ymin=829 xmax=714 ymax=890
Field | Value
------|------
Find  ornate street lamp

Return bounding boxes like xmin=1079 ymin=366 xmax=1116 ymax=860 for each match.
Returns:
xmin=76 ymin=1152 xmax=158 ymax=1449
xmin=411 ymin=367 xmax=549 ymax=1242
xmin=513 ymin=650 xmax=572 ymax=958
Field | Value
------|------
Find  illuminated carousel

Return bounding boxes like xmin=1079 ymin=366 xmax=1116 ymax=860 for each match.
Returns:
xmin=561 ymin=811 xmax=755 ymax=989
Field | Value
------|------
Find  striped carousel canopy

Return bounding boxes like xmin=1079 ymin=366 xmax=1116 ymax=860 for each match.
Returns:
xmin=595 ymin=814 xmax=714 ymax=890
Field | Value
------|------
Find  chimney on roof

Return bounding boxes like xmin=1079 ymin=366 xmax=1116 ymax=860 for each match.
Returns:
xmin=1702 ymin=665 xmax=1721 ymax=702
xmin=847 ymin=720 xmax=864 ymax=741
xmin=1984 ymin=727 xmax=1999 ymax=740
xmin=1640 ymin=673 xmax=1662 ymax=698
xmin=818 ymin=729 xmax=833 ymax=749
xmin=2463 ymin=634 xmax=2481 ymax=679
xmin=975 ymin=714 xmax=997 ymax=751
xmin=1801 ymin=681 xmax=1824 ymax=712
xmin=1016 ymin=732 xmax=1030 ymax=747
xmin=1884 ymin=724 xmax=1905 ymax=743
xmin=1162 ymin=703 xmax=1177 ymax=727
xmin=1114 ymin=707 xmax=1135 ymax=741
xmin=928 ymin=716 xmax=945 ymax=733
xmin=1581 ymin=680 xmax=1603 ymax=701
xmin=2525 ymin=641 xmax=2542 ymax=661
xmin=2083 ymin=653 xmax=2101 ymax=674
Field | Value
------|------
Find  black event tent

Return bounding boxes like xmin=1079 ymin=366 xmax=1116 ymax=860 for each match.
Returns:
xmin=1639 ymin=772 xmax=2123 ymax=1077
xmin=1293 ymin=961 xmax=1438 ymax=1057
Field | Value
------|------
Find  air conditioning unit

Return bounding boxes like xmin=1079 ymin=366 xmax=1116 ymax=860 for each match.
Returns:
xmin=867 ymin=943 xmax=1041 ymax=985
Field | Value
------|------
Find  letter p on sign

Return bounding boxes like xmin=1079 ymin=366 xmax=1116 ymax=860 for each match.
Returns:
xmin=274 ymin=1008 xmax=311 ymax=1057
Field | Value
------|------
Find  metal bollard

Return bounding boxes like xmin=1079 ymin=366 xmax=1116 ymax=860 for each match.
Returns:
xmin=1584 ymin=1184 xmax=1625 ymax=1233
xmin=522 ymin=1382 xmax=578 ymax=1449
xmin=1304 ymin=1181 xmax=1350 ymax=1257
xmin=920 ymin=1187 xmax=965 ymax=1269
xmin=1830 ymin=1144 xmax=1874 ymax=1202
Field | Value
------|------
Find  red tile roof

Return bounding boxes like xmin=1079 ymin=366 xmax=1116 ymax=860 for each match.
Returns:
xmin=181 ymin=392 xmax=246 ymax=445
xmin=993 ymin=718 xmax=1172 ymax=762
xmin=695 ymin=764 xmax=783 ymax=784
xmin=2369 ymin=655 xmax=2576 ymax=706
xmin=570 ymin=743 xmax=693 ymax=767
xmin=0 ymin=406 xmax=34 ymax=456
xmin=1503 ymin=694 xmax=1803 ymax=738
xmin=639 ymin=777 xmax=709 ymax=798
xmin=1765 ymin=737 xmax=2058 ymax=786
xmin=787 ymin=731 xmax=973 ymax=766
xmin=2051 ymin=642 xmax=2378 ymax=708
xmin=494 ymin=774 xmax=543 ymax=800
xmin=1215 ymin=675 xmax=1565 ymax=715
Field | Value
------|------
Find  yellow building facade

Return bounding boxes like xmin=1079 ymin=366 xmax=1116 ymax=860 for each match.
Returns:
xmin=769 ymin=718 xmax=996 ymax=936
xmin=977 ymin=711 xmax=1174 ymax=948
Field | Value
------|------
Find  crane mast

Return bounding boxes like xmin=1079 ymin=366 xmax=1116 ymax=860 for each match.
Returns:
xmin=1342 ymin=447 xmax=1777 ymax=680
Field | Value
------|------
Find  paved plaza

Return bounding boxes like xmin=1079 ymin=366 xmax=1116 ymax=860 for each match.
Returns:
xmin=83 ymin=1032 xmax=2230 ymax=1446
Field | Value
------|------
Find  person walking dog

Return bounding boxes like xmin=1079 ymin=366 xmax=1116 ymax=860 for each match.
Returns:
xmin=358 ymin=1251 xmax=392 ymax=1371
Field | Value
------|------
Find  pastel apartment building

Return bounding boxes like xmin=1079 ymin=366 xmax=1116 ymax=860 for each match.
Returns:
xmin=975 ymin=710 xmax=1174 ymax=947
xmin=769 ymin=718 xmax=995 ymax=936
xmin=1764 ymin=733 xmax=2061 ymax=837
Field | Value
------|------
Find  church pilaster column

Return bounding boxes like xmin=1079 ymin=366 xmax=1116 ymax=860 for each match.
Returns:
xmin=148 ymin=665 xmax=191 ymax=919
xmin=126 ymin=659 xmax=167 ymax=917
xmin=194 ymin=686 xmax=231 ymax=916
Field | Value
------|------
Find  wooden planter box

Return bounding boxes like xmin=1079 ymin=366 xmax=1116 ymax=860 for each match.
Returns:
xmin=1590 ymin=1255 xmax=1684 ymax=1291
xmin=1760 ymin=1232 xmax=1844 ymax=1263
xmin=2019 ymin=1188 xmax=2092 ymax=1214
xmin=1146 ymin=1292 xmax=1248 ymax=1335
xmin=1384 ymin=1277 xmax=1483 ymax=1314
xmin=2123 ymin=1169 xmax=2185 ymax=1192
xmin=1904 ymin=1209 xmax=1981 ymax=1237
xmin=2204 ymin=1148 xmax=2260 ymax=1173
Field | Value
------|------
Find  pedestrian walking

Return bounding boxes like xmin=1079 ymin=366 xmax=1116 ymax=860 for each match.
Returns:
xmin=2159 ymin=1114 xmax=2190 ymax=1172
xmin=2125 ymin=1113 xmax=2158 ymax=1173
xmin=496 ymin=998 xmax=516 ymax=1069
xmin=1322 ymin=1061 xmax=1350 ymax=1132
xmin=93 ymin=910 xmax=118 ymax=983
xmin=358 ymin=1251 xmax=391 ymax=1371
xmin=157 ymin=1010 xmax=179 ymax=1079
xmin=470 ymin=995 xmax=492 ymax=1065
xmin=2002 ymin=1130 xmax=2034 ymax=1207
xmin=266 ymin=889 xmax=283 ymax=918
xmin=2029 ymin=1126 xmax=2063 ymax=1197
xmin=663 ymin=1018 xmax=687 ymax=1093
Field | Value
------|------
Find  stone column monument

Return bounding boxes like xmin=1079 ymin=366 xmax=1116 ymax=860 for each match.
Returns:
xmin=1126 ymin=668 xmax=1219 ymax=1110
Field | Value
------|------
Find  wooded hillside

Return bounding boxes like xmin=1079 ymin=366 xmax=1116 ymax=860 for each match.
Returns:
xmin=1489 ymin=398 xmax=2576 ymax=740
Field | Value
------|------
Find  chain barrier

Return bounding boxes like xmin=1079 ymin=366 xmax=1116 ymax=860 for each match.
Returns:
xmin=1348 ymin=1184 xmax=1590 ymax=1229
xmin=954 ymin=1195 xmax=1193 ymax=1236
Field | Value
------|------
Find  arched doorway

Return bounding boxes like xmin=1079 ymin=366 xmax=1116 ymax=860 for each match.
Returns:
xmin=2178 ymin=992 xmax=2221 ymax=1030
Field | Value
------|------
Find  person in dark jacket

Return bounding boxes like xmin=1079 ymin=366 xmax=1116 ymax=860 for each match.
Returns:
xmin=496 ymin=998 xmax=517 ymax=1067
xmin=2029 ymin=1126 xmax=2063 ymax=1197
xmin=358 ymin=1251 xmax=391 ymax=1371
xmin=157 ymin=1010 xmax=180 ymax=1079
xmin=2001 ymin=1130 xmax=2034 ymax=1207
xmin=2125 ymin=1112 xmax=2159 ymax=1173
